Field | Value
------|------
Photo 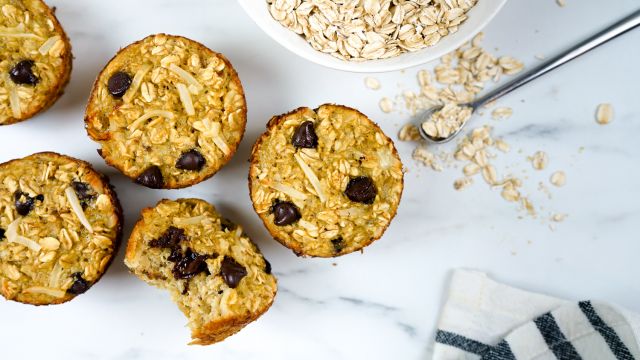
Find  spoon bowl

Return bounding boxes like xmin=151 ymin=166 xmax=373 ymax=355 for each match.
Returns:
xmin=418 ymin=103 xmax=477 ymax=144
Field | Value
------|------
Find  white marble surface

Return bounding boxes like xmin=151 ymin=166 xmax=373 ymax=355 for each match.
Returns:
xmin=1 ymin=0 xmax=639 ymax=359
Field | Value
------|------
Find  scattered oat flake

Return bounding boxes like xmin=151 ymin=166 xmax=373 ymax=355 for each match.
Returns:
xmin=550 ymin=171 xmax=566 ymax=187
xmin=365 ymin=77 xmax=381 ymax=90
xmin=463 ymin=163 xmax=481 ymax=176
xmin=495 ymin=139 xmax=510 ymax=153
xmin=491 ymin=107 xmax=513 ymax=120
xmin=501 ymin=182 xmax=521 ymax=202
xmin=556 ymin=0 xmax=566 ymax=7
xmin=398 ymin=123 xmax=421 ymax=142
xmin=379 ymin=97 xmax=393 ymax=113
xmin=417 ymin=70 xmax=431 ymax=87
xmin=535 ymin=54 xmax=546 ymax=60
xmin=530 ymin=151 xmax=548 ymax=170
xmin=595 ymin=103 xmax=613 ymax=125
xmin=481 ymin=165 xmax=498 ymax=185
xmin=498 ymin=56 xmax=525 ymax=75
xmin=551 ymin=213 xmax=568 ymax=222
xmin=521 ymin=197 xmax=536 ymax=216
xmin=413 ymin=146 xmax=442 ymax=171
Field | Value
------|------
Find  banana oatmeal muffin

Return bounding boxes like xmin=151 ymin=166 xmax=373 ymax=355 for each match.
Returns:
xmin=0 ymin=0 xmax=72 ymax=125
xmin=125 ymin=198 xmax=277 ymax=345
xmin=249 ymin=104 xmax=404 ymax=257
xmin=0 ymin=152 xmax=122 ymax=305
xmin=85 ymin=34 xmax=247 ymax=189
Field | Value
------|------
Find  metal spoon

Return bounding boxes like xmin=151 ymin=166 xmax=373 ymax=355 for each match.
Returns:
xmin=419 ymin=8 xmax=640 ymax=144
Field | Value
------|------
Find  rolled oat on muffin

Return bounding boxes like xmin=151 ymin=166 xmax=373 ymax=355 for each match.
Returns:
xmin=85 ymin=34 xmax=247 ymax=189
xmin=249 ymin=104 xmax=404 ymax=257
xmin=125 ymin=198 xmax=277 ymax=345
xmin=0 ymin=152 xmax=122 ymax=305
xmin=0 ymin=0 xmax=72 ymax=125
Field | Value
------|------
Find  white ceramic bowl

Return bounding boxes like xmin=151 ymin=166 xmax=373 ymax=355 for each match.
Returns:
xmin=239 ymin=0 xmax=508 ymax=73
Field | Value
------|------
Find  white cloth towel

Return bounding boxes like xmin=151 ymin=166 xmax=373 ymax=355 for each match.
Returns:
xmin=433 ymin=270 xmax=640 ymax=360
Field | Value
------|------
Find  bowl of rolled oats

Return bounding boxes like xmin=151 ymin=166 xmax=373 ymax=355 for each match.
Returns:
xmin=240 ymin=0 xmax=508 ymax=72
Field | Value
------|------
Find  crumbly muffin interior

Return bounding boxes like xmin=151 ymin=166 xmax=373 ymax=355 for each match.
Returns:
xmin=85 ymin=34 xmax=246 ymax=188
xmin=0 ymin=0 xmax=70 ymax=124
xmin=125 ymin=199 xmax=276 ymax=342
xmin=250 ymin=104 xmax=404 ymax=257
xmin=0 ymin=153 xmax=121 ymax=304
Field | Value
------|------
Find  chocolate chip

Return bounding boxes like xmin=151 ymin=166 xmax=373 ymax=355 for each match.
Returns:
xmin=220 ymin=256 xmax=247 ymax=288
xmin=14 ymin=191 xmax=35 ymax=216
xmin=71 ymin=181 xmax=95 ymax=208
xmin=107 ymin=71 xmax=132 ymax=98
xmin=344 ymin=176 xmax=377 ymax=204
xmin=331 ymin=237 xmax=344 ymax=253
xmin=9 ymin=60 xmax=38 ymax=85
xmin=150 ymin=229 xmax=217 ymax=280
xmin=172 ymin=248 xmax=211 ymax=280
xmin=71 ymin=181 xmax=94 ymax=201
xmin=271 ymin=200 xmax=301 ymax=226
xmin=291 ymin=121 xmax=318 ymax=149
xmin=264 ymin=258 xmax=272 ymax=274
xmin=67 ymin=273 xmax=90 ymax=294
xmin=175 ymin=149 xmax=206 ymax=171
xmin=35 ymin=194 xmax=44 ymax=202
xmin=220 ymin=218 xmax=236 ymax=232
xmin=149 ymin=226 xmax=186 ymax=249
xmin=135 ymin=166 xmax=164 ymax=189
xmin=0 ymin=228 xmax=5 ymax=241
xmin=167 ymin=247 xmax=182 ymax=262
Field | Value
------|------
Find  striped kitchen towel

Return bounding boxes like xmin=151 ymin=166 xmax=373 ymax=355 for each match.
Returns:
xmin=433 ymin=270 xmax=640 ymax=360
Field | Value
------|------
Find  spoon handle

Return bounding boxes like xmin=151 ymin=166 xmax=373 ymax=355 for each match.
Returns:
xmin=472 ymin=8 xmax=640 ymax=108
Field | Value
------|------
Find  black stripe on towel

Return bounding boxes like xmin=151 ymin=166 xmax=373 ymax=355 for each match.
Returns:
xmin=435 ymin=330 xmax=491 ymax=355
xmin=578 ymin=301 xmax=636 ymax=360
xmin=534 ymin=312 xmax=583 ymax=360
xmin=482 ymin=340 xmax=517 ymax=360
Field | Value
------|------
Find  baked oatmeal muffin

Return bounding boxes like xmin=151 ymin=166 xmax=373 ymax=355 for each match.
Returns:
xmin=0 ymin=0 xmax=72 ymax=125
xmin=249 ymin=104 xmax=404 ymax=257
xmin=125 ymin=198 xmax=276 ymax=345
xmin=0 ymin=152 xmax=122 ymax=305
xmin=85 ymin=34 xmax=246 ymax=189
